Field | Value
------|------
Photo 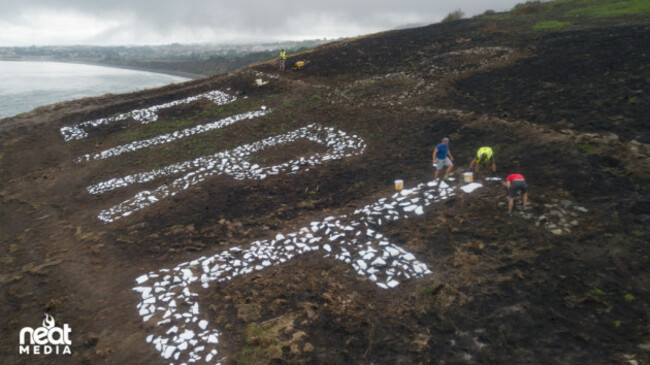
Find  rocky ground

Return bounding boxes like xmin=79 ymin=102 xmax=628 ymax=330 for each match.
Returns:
xmin=0 ymin=3 xmax=649 ymax=364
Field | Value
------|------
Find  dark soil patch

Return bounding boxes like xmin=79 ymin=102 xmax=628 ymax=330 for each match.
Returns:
xmin=248 ymin=138 xmax=329 ymax=165
xmin=442 ymin=25 xmax=650 ymax=142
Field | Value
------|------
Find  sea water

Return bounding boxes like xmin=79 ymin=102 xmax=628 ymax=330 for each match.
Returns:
xmin=0 ymin=60 xmax=190 ymax=119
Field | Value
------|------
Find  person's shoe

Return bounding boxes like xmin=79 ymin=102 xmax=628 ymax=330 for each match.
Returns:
xmin=444 ymin=175 xmax=449 ymax=179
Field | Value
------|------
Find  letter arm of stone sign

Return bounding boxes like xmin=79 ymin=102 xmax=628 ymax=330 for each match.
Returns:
xmin=133 ymin=180 xmax=483 ymax=364
xmin=60 ymin=90 xmax=237 ymax=142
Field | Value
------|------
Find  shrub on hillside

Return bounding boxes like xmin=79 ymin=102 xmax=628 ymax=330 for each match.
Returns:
xmin=483 ymin=9 xmax=497 ymax=16
xmin=442 ymin=9 xmax=465 ymax=23
xmin=512 ymin=0 xmax=549 ymax=15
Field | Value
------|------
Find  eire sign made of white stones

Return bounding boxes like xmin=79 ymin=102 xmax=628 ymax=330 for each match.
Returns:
xmin=60 ymin=89 xmax=484 ymax=364
xmin=61 ymin=90 xmax=366 ymax=223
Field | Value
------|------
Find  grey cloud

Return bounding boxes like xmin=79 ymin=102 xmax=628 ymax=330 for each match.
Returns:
xmin=0 ymin=0 xmax=525 ymax=45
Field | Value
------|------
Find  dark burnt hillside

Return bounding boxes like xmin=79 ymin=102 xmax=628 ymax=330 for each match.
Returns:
xmin=0 ymin=1 xmax=648 ymax=364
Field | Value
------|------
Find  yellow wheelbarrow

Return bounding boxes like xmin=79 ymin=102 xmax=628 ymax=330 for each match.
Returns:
xmin=292 ymin=60 xmax=309 ymax=71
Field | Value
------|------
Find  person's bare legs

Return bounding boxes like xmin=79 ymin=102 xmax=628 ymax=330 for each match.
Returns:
xmin=434 ymin=168 xmax=441 ymax=180
xmin=508 ymin=198 xmax=514 ymax=214
xmin=523 ymin=192 xmax=528 ymax=209
xmin=445 ymin=163 xmax=454 ymax=178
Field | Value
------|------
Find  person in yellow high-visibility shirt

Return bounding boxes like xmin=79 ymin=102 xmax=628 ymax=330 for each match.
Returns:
xmin=279 ymin=49 xmax=287 ymax=71
xmin=469 ymin=146 xmax=496 ymax=174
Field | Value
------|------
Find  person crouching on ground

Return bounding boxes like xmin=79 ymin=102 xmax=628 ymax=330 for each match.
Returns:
xmin=433 ymin=137 xmax=454 ymax=180
xmin=469 ymin=146 xmax=496 ymax=175
xmin=506 ymin=173 xmax=528 ymax=214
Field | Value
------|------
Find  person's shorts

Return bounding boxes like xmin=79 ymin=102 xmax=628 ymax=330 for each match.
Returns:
xmin=434 ymin=157 xmax=453 ymax=170
xmin=280 ymin=59 xmax=285 ymax=65
xmin=508 ymin=180 xmax=528 ymax=199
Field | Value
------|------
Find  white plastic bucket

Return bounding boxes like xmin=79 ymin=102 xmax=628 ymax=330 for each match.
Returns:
xmin=463 ymin=172 xmax=473 ymax=183
xmin=394 ymin=179 xmax=404 ymax=191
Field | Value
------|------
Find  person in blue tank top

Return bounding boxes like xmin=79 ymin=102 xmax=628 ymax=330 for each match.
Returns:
xmin=433 ymin=137 xmax=454 ymax=180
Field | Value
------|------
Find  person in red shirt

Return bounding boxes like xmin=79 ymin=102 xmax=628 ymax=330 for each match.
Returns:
xmin=506 ymin=174 xmax=528 ymax=214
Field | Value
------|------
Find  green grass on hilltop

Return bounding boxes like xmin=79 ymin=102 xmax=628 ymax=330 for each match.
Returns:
xmin=563 ymin=0 xmax=650 ymax=17
xmin=479 ymin=0 xmax=650 ymax=33
xmin=534 ymin=20 xmax=573 ymax=30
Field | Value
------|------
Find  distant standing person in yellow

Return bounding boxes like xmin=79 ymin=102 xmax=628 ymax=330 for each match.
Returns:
xmin=279 ymin=49 xmax=287 ymax=71
xmin=469 ymin=146 xmax=496 ymax=174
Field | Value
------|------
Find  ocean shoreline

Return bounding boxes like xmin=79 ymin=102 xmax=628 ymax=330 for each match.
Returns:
xmin=0 ymin=57 xmax=206 ymax=80
xmin=0 ymin=59 xmax=204 ymax=121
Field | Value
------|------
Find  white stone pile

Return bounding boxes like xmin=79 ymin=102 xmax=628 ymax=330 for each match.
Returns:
xmin=437 ymin=46 xmax=514 ymax=58
xmin=254 ymin=71 xmax=279 ymax=80
xmin=329 ymin=46 xmax=515 ymax=108
xmin=92 ymin=124 xmax=366 ymax=223
xmin=60 ymin=90 xmax=237 ymax=141
xmin=133 ymin=179 xmax=482 ymax=364
xmin=424 ymin=46 xmax=514 ymax=77
xmin=75 ymin=108 xmax=270 ymax=163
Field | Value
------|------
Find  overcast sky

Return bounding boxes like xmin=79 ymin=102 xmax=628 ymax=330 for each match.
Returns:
xmin=1 ymin=0 xmax=526 ymax=46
